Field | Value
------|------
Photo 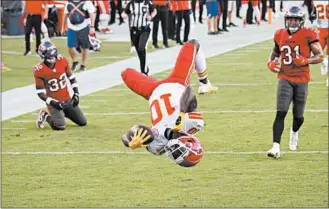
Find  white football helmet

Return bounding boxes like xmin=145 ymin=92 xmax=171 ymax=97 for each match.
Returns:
xmin=164 ymin=135 xmax=203 ymax=167
xmin=89 ymin=35 xmax=101 ymax=51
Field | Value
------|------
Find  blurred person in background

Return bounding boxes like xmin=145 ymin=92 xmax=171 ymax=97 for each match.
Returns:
xmin=241 ymin=0 xmax=260 ymax=27
xmin=152 ymin=0 xmax=169 ymax=49
xmin=22 ymin=0 xmax=48 ymax=56
xmin=63 ymin=0 xmax=96 ymax=72
xmin=122 ymin=0 xmax=157 ymax=75
xmin=206 ymin=0 xmax=219 ymax=35
xmin=173 ymin=0 xmax=191 ymax=45
xmin=191 ymin=0 xmax=204 ymax=24
xmin=167 ymin=1 xmax=176 ymax=41
xmin=227 ymin=0 xmax=238 ymax=27
xmin=94 ymin=0 xmax=112 ymax=33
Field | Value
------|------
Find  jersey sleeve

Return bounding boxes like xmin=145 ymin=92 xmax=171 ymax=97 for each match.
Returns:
xmin=307 ymin=28 xmax=320 ymax=45
xmin=33 ymin=68 xmax=46 ymax=94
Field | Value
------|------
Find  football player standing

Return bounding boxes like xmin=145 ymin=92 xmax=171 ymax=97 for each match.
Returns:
xmin=266 ymin=6 xmax=324 ymax=158
xmin=34 ymin=40 xmax=87 ymax=130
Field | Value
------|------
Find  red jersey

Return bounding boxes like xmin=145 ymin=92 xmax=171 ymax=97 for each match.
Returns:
xmin=33 ymin=55 xmax=72 ymax=102
xmin=274 ymin=27 xmax=319 ymax=83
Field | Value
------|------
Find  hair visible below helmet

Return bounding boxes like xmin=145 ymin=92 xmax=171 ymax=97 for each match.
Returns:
xmin=38 ymin=40 xmax=58 ymax=64
xmin=284 ymin=6 xmax=305 ymax=33
xmin=164 ymin=135 xmax=203 ymax=167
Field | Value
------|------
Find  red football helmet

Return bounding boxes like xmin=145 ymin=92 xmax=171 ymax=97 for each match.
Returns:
xmin=164 ymin=135 xmax=203 ymax=167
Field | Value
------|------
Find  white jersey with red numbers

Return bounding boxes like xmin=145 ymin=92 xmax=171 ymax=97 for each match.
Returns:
xmin=147 ymin=83 xmax=204 ymax=155
xmin=314 ymin=0 xmax=329 ymax=28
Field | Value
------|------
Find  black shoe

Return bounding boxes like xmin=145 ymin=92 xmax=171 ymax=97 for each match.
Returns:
xmin=176 ymin=41 xmax=183 ymax=45
xmin=163 ymin=44 xmax=170 ymax=48
xmin=118 ymin=20 xmax=124 ymax=25
xmin=153 ymin=44 xmax=160 ymax=49
xmin=262 ymin=18 xmax=268 ymax=22
xmin=24 ymin=50 xmax=31 ymax=56
xmin=199 ymin=19 xmax=203 ymax=24
xmin=229 ymin=22 xmax=238 ymax=27
xmin=218 ymin=28 xmax=223 ymax=32
xmin=72 ymin=61 xmax=79 ymax=72
xmin=78 ymin=65 xmax=86 ymax=72
xmin=223 ymin=28 xmax=230 ymax=32
xmin=142 ymin=67 xmax=149 ymax=76
xmin=237 ymin=15 xmax=242 ymax=19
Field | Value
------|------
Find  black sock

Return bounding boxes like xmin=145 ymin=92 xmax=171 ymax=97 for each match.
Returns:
xmin=272 ymin=111 xmax=287 ymax=144
xmin=292 ymin=117 xmax=304 ymax=132
xmin=199 ymin=78 xmax=208 ymax=84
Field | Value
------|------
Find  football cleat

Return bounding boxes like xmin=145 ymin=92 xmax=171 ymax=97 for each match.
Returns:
xmin=266 ymin=146 xmax=280 ymax=159
xmin=198 ymin=81 xmax=218 ymax=95
xmin=289 ymin=128 xmax=299 ymax=151
xmin=36 ymin=110 xmax=49 ymax=129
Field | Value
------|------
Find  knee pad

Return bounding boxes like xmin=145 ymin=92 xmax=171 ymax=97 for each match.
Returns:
xmin=188 ymin=39 xmax=200 ymax=51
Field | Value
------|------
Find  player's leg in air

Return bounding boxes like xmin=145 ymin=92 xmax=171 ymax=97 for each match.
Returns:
xmin=121 ymin=68 xmax=159 ymax=100
xmin=266 ymin=79 xmax=294 ymax=158
xmin=163 ymin=39 xmax=218 ymax=94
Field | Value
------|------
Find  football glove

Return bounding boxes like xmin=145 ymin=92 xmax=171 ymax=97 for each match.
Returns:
xmin=172 ymin=112 xmax=185 ymax=132
xmin=71 ymin=93 xmax=79 ymax=107
xmin=50 ymin=100 xmax=64 ymax=110
xmin=267 ymin=60 xmax=280 ymax=73
xmin=128 ymin=128 xmax=151 ymax=150
xmin=293 ymin=55 xmax=308 ymax=67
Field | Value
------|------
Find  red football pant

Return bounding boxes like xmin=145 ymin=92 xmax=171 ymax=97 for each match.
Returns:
xmin=122 ymin=42 xmax=197 ymax=100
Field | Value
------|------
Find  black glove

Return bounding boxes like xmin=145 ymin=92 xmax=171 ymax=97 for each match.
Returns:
xmin=71 ymin=93 xmax=79 ymax=107
xmin=50 ymin=100 xmax=64 ymax=110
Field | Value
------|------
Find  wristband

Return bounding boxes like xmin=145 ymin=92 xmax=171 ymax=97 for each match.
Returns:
xmin=46 ymin=97 xmax=54 ymax=105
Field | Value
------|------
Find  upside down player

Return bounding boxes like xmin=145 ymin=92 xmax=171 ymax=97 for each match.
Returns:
xmin=34 ymin=41 xmax=87 ymax=130
xmin=121 ymin=39 xmax=214 ymax=166
xmin=313 ymin=0 xmax=329 ymax=86
xmin=266 ymin=6 xmax=324 ymax=158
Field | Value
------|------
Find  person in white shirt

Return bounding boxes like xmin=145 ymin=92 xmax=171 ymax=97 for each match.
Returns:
xmin=63 ymin=0 xmax=96 ymax=72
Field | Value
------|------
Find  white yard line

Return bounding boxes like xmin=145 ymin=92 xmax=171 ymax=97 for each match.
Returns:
xmin=84 ymin=109 xmax=328 ymax=116
xmin=2 ymin=128 xmax=28 ymax=130
xmin=1 ymin=150 xmax=328 ymax=155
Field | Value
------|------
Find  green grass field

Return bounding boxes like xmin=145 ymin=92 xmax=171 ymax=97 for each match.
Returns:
xmin=1 ymin=39 xmax=328 ymax=208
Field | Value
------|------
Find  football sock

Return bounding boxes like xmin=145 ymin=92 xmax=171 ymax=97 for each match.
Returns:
xmin=272 ymin=111 xmax=287 ymax=144
xmin=292 ymin=116 xmax=304 ymax=132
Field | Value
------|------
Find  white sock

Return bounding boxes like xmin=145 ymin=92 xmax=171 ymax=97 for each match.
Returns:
xmin=273 ymin=142 xmax=280 ymax=149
